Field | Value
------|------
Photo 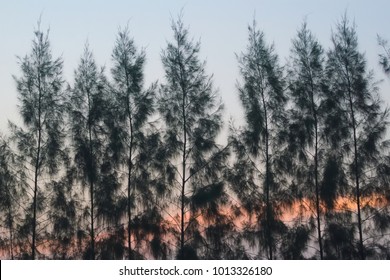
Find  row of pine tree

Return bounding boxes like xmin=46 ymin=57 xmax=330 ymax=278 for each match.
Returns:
xmin=1 ymin=14 xmax=390 ymax=260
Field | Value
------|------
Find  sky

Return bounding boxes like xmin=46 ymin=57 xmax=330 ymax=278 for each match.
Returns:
xmin=1 ymin=0 xmax=389 ymax=141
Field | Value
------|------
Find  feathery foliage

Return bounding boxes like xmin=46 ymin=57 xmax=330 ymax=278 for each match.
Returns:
xmin=1 ymin=13 xmax=389 ymax=260
xmin=109 ymin=26 xmax=168 ymax=259
xmin=228 ymin=19 xmax=287 ymax=259
xmin=0 ymin=137 xmax=21 ymax=259
xmin=10 ymin=22 xmax=66 ymax=259
xmin=378 ymin=36 xmax=390 ymax=76
xmin=69 ymin=44 xmax=109 ymax=259
xmin=159 ymin=16 xmax=228 ymax=259
xmin=326 ymin=15 xmax=390 ymax=259
xmin=285 ymin=21 xmax=328 ymax=259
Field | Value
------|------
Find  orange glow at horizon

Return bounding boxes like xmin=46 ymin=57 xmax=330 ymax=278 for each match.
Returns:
xmin=1 ymin=193 xmax=388 ymax=259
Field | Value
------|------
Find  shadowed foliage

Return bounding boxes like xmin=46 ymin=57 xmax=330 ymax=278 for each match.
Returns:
xmin=1 ymin=13 xmax=390 ymax=260
xmin=158 ymin=15 xmax=229 ymax=259
xmin=108 ymin=26 xmax=169 ymax=259
xmin=9 ymin=22 xmax=66 ymax=259
xmin=281 ymin=224 xmax=311 ymax=259
xmin=68 ymin=44 xmax=110 ymax=259
xmin=227 ymin=19 xmax=288 ymax=259
xmin=378 ymin=35 xmax=390 ymax=76
xmin=47 ymin=175 xmax=77 ymax=259
xmin=0 ymin=137 xmax=22 ymax=260
xmin=325 ymin=15 xmax=390 ymax=259
xmin=284 ymin=21 xmax=328 ymax=259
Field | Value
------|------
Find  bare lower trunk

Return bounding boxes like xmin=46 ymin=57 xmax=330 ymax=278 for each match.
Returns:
xmin=32 ymin=91 xmax=42 ymax=260
xmin=347 ymin=78 xmax=364 ymax=260
xmin=261 ymin=91 xmax=272 ymax=260
xmin=127 ymin=155 xmax=132 ymax=259
xmin=8 ymin=210 xmax=14 ymax=260
xmin=314 ymin=128 xmax=323 ymax=260
xmin=180 ymin=91 xmax=187 ymax=259
xmin=90 ymin=180 xmax=95 ymax=260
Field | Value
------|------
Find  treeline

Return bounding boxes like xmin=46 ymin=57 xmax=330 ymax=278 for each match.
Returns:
xmin=1 ymin=14 xmax=390 ymax=260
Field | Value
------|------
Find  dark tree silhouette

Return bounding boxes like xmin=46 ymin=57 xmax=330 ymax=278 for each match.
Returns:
xmin=326 ymin=15 xmax=390 ymax=259
xmin=68 ymin=44 xmax=108 ymax=259
xmin=228 ymin=20 xmax=287 ymax=259
xmin=323 ymin=212 xmax=356 ymax=259
xmin=158 ymin=16 xmax=228 ymax=259
xmin=47 ymin=170 xmax=77 ymax=259
xmin=378 ymin=36 xmax=390 ymax=77
xmin=0 ymin=136 xmax=21 ymax=259
xmin=280 ymin=224 xmax=311 ymax=259
xmin=109 ymin=26 xmax=168 ymax=259
xmin=9 ymin=23 xmax=66 ymax=259
xmin=375 ymin=36 xmax=390 ymax=258
xmin=285 ymin=21 xmax=327 ymax=259
xmin=2 ymin=13 xmax=390 ymax=261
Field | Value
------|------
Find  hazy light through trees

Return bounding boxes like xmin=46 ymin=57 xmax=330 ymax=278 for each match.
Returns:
xmin=0 ymin=7 xmax=390 ymax=260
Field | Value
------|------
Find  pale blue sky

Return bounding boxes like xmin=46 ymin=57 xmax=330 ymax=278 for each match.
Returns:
xmin=1 ymin=0 xmax=389 ymax=139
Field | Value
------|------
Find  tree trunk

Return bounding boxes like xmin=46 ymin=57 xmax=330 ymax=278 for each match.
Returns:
xmin=88 ymin=91 xmax=95 ymax=260
xmin=127 ymin=119 xmax=133 ymax=260
xmin=8 ymin=207 xmax=14 ymax=260
xmin=32 ymin=78 xmax=42 ymax=260
xmin=261 ymin=91 xmax=272 ymax=260
xmin=310 ymin=77 xmax=324 ymax=260
xmin=180 ymin=88 xmax=187 ymax=258
xmin=314 ymin=122 xmax=324 ymax=259
xmin=347 ymin=76 xmax=364 ymax=260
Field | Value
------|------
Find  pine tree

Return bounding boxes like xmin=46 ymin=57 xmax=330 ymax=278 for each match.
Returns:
xmin=228 ymin=20 xmax=287 ymax=259
xmin=0 ymin=136 xmax=20 ymax=259
xmin=376 ymin=36 xmax=390 ymax=258
xmin=68 ymin=44 xmax=108 ymax=259
xmin=326 ymin=15 xmax=389 ymax=259
xmin=9 ymin=22 xmax=65 ymax=259
xmin=109 ymin=26 xmax=167 ymax=259
xmin=159 ymin=16 xmax=228 ymax=259
xmin=285 ymin=21 xmax=327 ymax=259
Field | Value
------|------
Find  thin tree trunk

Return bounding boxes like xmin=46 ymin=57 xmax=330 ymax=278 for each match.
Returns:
xmin=90 ymin=180 xmax=95 ymax=259
xmin=88 ymin=92 xmax=95 ymax=260
xmin=127 ymin=158 xmax=132 ymax=259
xmin=261 ymin=91 xmax=272 ymax=260
xmin=32 ymin=78 xmax=42 ymax=260
xmin=5 ymin=179 xmax=15 ymax=260
xmin=32 ymin=145 xmax=40 ymax=260
xmin=314 ymin=122 xmax=324 ymax=259
xmin=180 ymin=88 xmax=187 ymax=258
xmin=125 ymin=69 xmax=134 ymax=260
xmin=348 ymin=94 xmax=364 ymax=260
xmin=8 ymin=208 xmax=14 ymax=260
xmin=309 ymin=76 xmax=324 ymax=260
xmin=127 ymin=116 xmax=133 ymax=260
xmin=178 ymin=48 xmax=187 ymax=259
xmin=352 ymin=110 xmax=364 ymax=259
xmin=346 ymin=74 xmax=364 ymax=260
